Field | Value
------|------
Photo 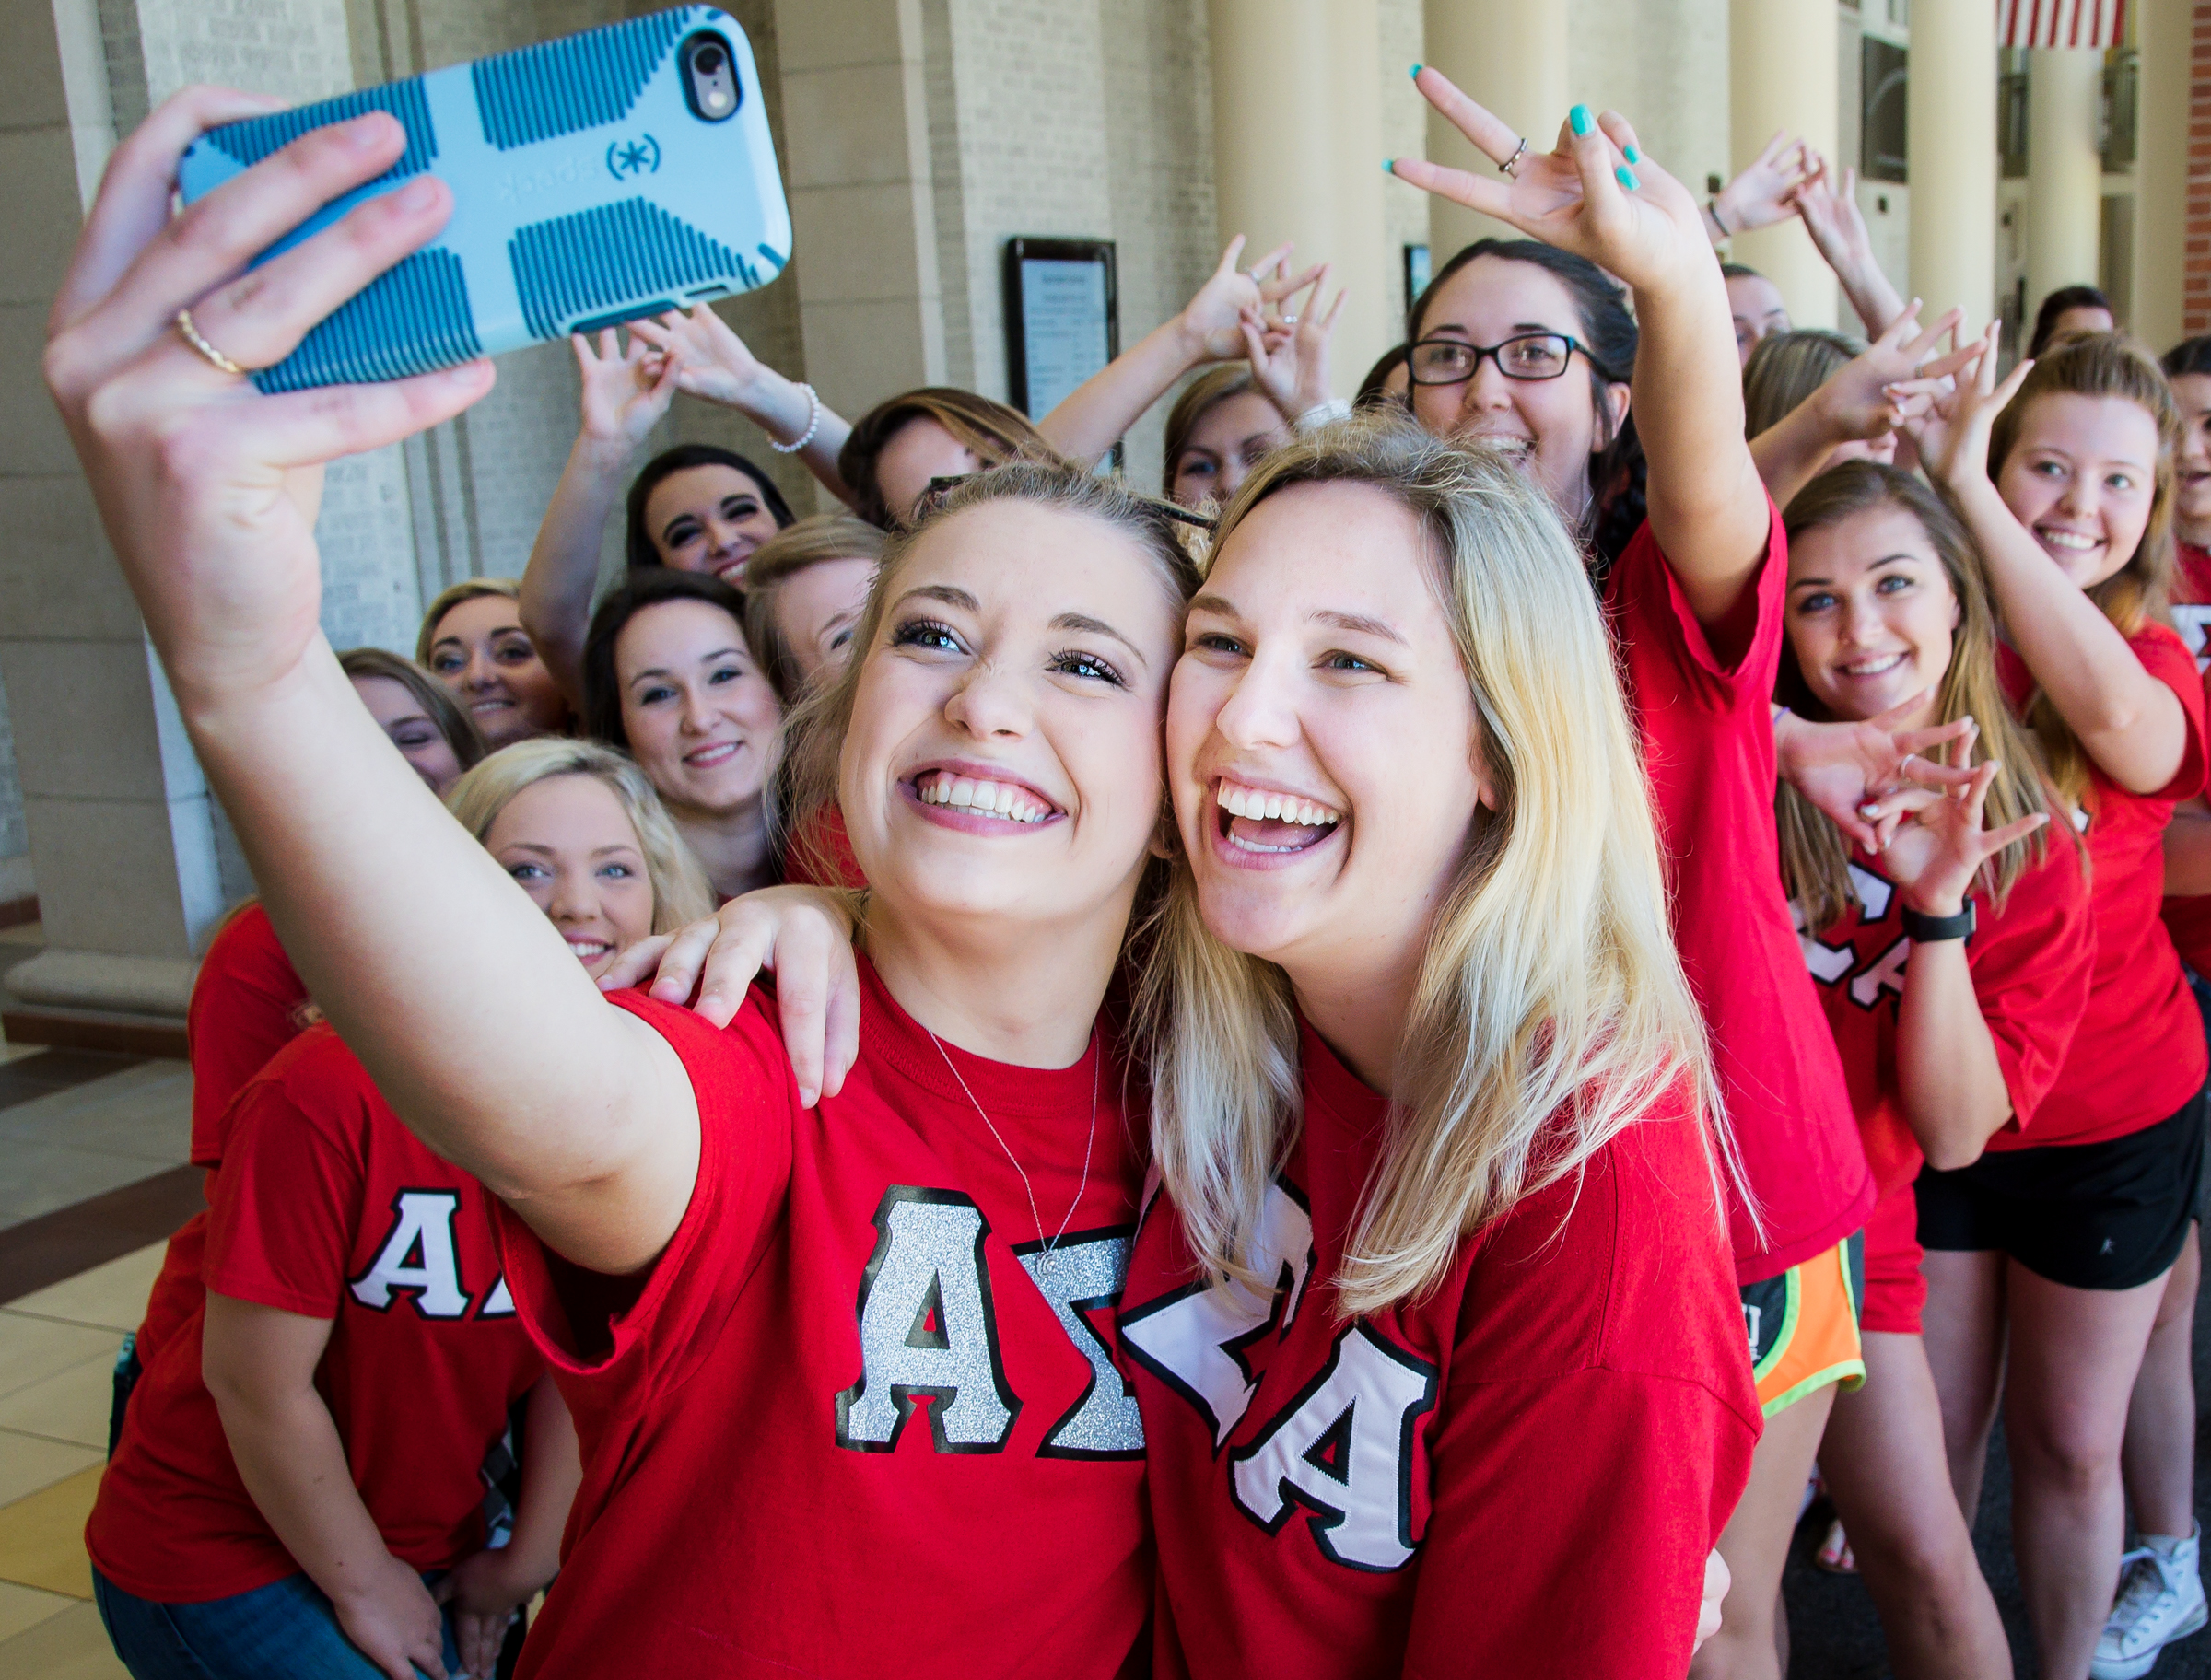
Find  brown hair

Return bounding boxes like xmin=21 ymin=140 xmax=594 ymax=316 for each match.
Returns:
xmin=1987 ymin=332 xmax=2183 ymax=804
xmin=836 ymin=389 xmax=1057 ymax=528
xmin=781 ymin=458 xmax=1199 ymax=890
xmin=1776 ymin=462 xmax=2067 ymax=931
xmin=1742 ymin=329 xmax=1865 ymax=440
xmin=415 ymin=578 xmax=522 ymax=665
xmin=1163 ymin=366 xmax=1258 ymax=493
xmin=338 ymin=647 xmax=488 ymax=774
xmin=740 ymin=514 xmax=887 ymax=700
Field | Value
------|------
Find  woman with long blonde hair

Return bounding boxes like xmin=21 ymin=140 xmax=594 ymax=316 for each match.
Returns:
xmin=1116 ymin=416 xmax=1755 ymax=1677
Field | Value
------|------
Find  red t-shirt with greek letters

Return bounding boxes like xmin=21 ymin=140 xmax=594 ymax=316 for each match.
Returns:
xmin=135 ymin=904 xmax=316 ymax=1376
xmin=87 ymin=1026 xmax=541 ymax=1602
xmin=1606 ymin=510 xmax=1872 ymax=1280
xmin=1797 ymin=839 xmax=2093 ymax=1186
xmin=2161 ymin=542 xmax=2211 ymax=974
xmin=496 ymin=960 xmax=1150 ymax=1680
xmin=1120 ymin=1021 xmax=1758 ymax=1680
xmin=1999 ymin=626 xmax=2209 ymax=1143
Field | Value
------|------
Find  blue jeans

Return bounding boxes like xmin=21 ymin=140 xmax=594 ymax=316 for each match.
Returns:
xmin=94 ymin=1568 xmax=462 ymax=1680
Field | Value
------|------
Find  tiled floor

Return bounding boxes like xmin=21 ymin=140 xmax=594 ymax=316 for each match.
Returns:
xmin=0 ymin=1240 xmax=161 ymax=1677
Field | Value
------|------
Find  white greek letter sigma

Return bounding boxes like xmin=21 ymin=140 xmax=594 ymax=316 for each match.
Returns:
xmin=349 ymin=1190 xmax=471 ymax=1317
xmin=1118 ymin=1179 xmax=1316 ymax=1445
xmin=1229 ymin=1324 xmax=1440 ymax=1572
xmin=836 ymin=1187 xmax=1020 ymax=1453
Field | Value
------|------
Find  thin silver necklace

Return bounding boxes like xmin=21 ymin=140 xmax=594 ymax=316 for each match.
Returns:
xmin=926 ymin=1024 xmax=1099 ymax=1279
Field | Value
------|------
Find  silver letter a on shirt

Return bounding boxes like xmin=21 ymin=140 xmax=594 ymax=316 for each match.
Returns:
xmin=836 ymin=1186 xmax=1022 ymax=1453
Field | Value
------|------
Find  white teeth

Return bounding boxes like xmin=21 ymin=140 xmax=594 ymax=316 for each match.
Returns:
xmin=916 ymin=772 xmax=1053 ymax=824
xmin=2041 ymin=530 xmax=2097 ymax=551
xmin=1214 ymin=779 xmax=1342 ymax=828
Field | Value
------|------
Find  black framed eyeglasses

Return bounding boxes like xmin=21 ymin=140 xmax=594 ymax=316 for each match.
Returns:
xmin=1407 ymin=332 xmax=1581 ymax=385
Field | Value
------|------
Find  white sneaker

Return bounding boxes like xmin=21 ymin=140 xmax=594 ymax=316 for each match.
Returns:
xmin=2093 ymin=1524 xmax=2209 ymax=1680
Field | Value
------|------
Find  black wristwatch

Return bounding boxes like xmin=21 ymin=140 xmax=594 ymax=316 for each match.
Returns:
xmin=1901 ymin=902 xmax=1976 ymax=944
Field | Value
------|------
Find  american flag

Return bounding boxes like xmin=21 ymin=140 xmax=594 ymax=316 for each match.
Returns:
xmin=1997 ymin=0 xmax=2127 ymax=49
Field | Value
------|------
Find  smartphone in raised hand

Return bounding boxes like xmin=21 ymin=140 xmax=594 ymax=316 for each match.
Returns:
xmin=178 ymin=6 xmax=790 ymax=392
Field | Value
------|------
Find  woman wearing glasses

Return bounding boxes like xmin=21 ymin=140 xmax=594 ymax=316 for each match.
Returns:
xmin=1386 ymin=75 xmax=1947 ymax=1680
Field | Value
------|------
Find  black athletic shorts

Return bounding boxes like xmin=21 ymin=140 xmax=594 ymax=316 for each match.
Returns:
xmin=1914 ymin=1084 xmax=2208 ymax=1291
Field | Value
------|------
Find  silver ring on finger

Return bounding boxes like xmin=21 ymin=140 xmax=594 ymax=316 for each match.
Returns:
xmin=1499 ymin=137 xmax=1529 ymax=178
xmin=1899 ymin=753 xmax=1917 ymax=776
xmin=1279 ymin=312 xmax=1298 ymax=326
xmin=174 ymin=308 xmax=250 ymax=378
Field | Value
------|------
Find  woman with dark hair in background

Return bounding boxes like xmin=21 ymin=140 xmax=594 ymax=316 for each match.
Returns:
xmin=417 ymin=578 xmax=572 ymax=747
xmin=835 ymin=386 xmax=1057 ymax=528
xmin=2029 ymin=286 xmax=2116 ymax=360
xmin=1724 ymin=262 xmax=1792 ymax=366
xmin=519 ymin=318 xmax=803 ymax=704
xmin=580 ymin=568 xmax=781 ymax=901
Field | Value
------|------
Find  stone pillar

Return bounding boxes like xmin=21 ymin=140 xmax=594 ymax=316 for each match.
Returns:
xmin=1729 ymin=0 xmax=1839 ymax=329
xmin=774 ymin=0 xmax=947 ymax=438
xmin=2133 ymin=0 xmax=2188 ymax=349
xmin=1211 ymin=0 xmax=1392 ymax=397
xmin=1908 ymin=0 xmax=2000 ymax=326
xmin=2026 ymin=48 xmax=2106 ymax=325
xmin=1421 ymin=0 xmax=1570 ymax=261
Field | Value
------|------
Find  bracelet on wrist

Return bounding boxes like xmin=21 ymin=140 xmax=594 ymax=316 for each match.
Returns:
xmin=1901 ymin=901 xmax=1975 ymax=944
xmin=770 ymin=381 xmax=821 ymax=455
xmin=1707 ymin=197 xmax=1732 ymax=239
xmin=1293 ymin=398 xmax=1353 ymax=434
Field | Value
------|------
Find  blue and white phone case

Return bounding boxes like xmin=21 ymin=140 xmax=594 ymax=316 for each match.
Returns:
xmin=178 ymin=7 xmax=790 ymax=392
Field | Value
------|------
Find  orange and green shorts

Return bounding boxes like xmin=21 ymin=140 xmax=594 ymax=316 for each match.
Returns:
xmin=1741 ymin=1231 xmax=1866 ymax=1418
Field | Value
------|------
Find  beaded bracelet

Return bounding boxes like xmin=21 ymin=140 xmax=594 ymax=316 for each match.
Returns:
xmin=770 ymin=381 xmax=821 ymax=455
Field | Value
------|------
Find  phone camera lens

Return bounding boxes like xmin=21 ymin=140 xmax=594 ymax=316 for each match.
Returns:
xmin=693 ymin=43 xmax=724 ymax=74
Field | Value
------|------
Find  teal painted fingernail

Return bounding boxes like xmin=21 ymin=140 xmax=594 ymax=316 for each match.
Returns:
xmin=1623 ymin=144 xmax=1641 ymax=163
xmin=1383 ymin=158 xmax=1395 ymax=174
xmin=1410 ymin=64 xmax=1422 ymax=78
xmin=1616 ymin=166 xmax=1639 ymax=190
xmin=1570 ymin=104 xmax=1594 ymax=136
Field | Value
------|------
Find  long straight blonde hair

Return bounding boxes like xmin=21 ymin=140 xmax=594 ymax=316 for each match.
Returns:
xmin=1139 ymin=417 xmax=1722 ymax=1315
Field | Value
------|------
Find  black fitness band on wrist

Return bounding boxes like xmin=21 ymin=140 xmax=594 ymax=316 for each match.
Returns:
xmin=1708 ymin=197 xmax=1731 ymax=239
xmin=1901 ymin=902 xmax=1976 ymax=944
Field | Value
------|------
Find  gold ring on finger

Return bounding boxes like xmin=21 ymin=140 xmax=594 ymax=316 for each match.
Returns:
xmin=174 ymin=308 xmax=250 ymax=378
xmin=1499 ymin=137 xmax=1529 ymax=178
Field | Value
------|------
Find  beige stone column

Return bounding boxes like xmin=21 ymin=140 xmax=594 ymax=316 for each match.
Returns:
xmin=1421 ymin=0 xmax=1570 ymax=260
xmin=2135 ymin=0 xmax=2187 ymax=348
xmin=1211 ymin=0 xmax=1393 ymax=398
xmin=1729 ymin=0 xmax=1839 ymax=329
xmin=1908 ymin=0 xmax=2000 ymax=326
xmin=2026 ymin=48 xmax=2107 ymax=322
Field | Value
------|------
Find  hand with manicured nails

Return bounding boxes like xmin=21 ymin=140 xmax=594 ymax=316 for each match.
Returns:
xmin=1712 ymin=130 xmax=1814 ymax=239
xmin=334 ymin=1550 xmax=449 ymax=1680
xmin=1892 ymin=322 xmax=2034 ymax=494
xmin=1878 ymin=757 xmax=2050 ymax=917
xmin=1774 ymin=689 xmax=1979 ymax=852
xmin=598 ymin=884 xmax=862 ymax=1106
xmin=1176 ymin=237 xmax=1318 ymax=365
xmin=44 ymin=94 xmax=496 ymax=712
xmin=570 ymin=324 xmax=679 ymax=455
xmin=628 ymin=303 xmax=768 ymax=412
xmin=1393 ymin=71 xmax=1709 ymax=298
xmin=1240 ymin=263 xmax=1348 ymax=425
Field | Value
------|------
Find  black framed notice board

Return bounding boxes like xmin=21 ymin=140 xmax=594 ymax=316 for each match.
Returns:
xmin=1003 ymin=238 xmax=1118 ymax=418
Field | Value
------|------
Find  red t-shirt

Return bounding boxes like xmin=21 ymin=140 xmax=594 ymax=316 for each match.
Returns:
xmin=1796 ymin=839 xmax=2092 ymax=1188
xmin=1119 ymin=1021 xmax=1759 ymax=1679
xmin=136 ymin=904 xmax=316 ymax=1375
xmin=2161 ymin=542 xmax=2211 ymax=974
xmin=88 ymin=1027 xmax=541 ymax=1602
xmin=1606 ymin=510 xmax=1871 ymax=1280
xmin=497 ymin=961 xmax=1151 ymax=1680
xmin=2000 ymin=625 xmax=2210 ymax=1143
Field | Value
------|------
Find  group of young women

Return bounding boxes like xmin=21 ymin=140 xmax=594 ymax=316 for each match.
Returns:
xmin=36 ymin=57 xmax=2211 ymax=1680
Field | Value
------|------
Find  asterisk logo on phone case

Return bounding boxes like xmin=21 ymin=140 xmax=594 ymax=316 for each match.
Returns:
xmin=606 ymin=135 xmax=661 ymax=179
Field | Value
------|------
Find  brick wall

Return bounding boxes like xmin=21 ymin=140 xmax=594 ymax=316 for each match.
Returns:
xmin=2188 ymin=1 xmax=2211 ymax=332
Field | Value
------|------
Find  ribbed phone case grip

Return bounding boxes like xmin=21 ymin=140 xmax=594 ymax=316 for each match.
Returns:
xmin=471 ymin=11 xmax=688 ymax=148
xmin=251 ymin=250 xmax=484 ymax=393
